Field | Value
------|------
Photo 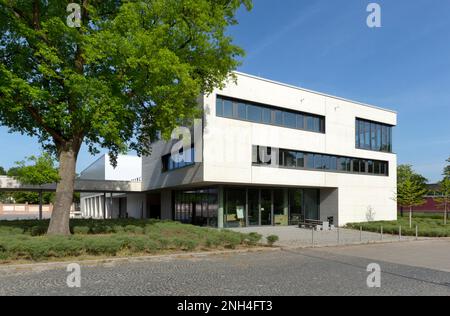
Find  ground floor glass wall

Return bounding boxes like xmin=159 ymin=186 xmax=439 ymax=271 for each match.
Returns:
xmin=224 ymin=187 xmax=320 ymax=228
xmin=173 ymin=189 xmax=218 ymax=227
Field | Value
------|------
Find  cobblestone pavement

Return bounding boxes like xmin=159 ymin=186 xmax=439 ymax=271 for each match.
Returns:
xmin=231 ymin=226 xmax=416 ymax=247
xmin=0 ymin=241 xmax=449 ymax=296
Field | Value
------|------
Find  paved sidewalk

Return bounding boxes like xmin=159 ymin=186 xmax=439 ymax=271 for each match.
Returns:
xmin=231 ymin=226 xmax=417 ymax=247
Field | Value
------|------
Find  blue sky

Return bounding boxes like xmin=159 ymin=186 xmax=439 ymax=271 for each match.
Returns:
xmin=0 ymin=0 xmax=449 ymax=182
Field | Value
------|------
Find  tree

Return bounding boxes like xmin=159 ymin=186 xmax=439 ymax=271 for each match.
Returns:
xmin=9 ymin=153 xmax=59 ymax=207
xmin=397 ymin=176 xmax=428 ymax=229
xmin=0 ymin=0 xmax=252 ymax=235
xmin=0 ymin=166 xmax=6 ymax=175
xmin=434 ymin=178 xmax=450 ymax=225
xmin=397 ymin=165 xmax=427 ymax=217
xmin=444 ymin=157 xmax=450 ymax=179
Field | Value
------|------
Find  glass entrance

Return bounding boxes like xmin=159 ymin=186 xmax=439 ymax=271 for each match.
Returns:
xmin=248 ymin=189 xmax=260 ymax=226
xmin=260 ymin=189 xmax=272 ymax=226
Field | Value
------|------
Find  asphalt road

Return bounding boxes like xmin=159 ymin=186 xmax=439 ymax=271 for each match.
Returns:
xmin=0 ymin=240 xmax=449 ymax=296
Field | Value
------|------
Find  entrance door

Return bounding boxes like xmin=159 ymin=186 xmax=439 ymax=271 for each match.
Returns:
xmin=248 ymin=189 xmax=260 ymax=226
xmin=260 ymin=189 xmax=272 ymax=226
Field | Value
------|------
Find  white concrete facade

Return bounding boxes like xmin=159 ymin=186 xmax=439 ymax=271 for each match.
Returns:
xmin=80 ymin=72 xmax=398 ymax=227
xmin=79 ymin=155 xmax=144 ymax=219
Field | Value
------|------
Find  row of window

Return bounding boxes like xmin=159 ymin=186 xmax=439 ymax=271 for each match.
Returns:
xmin=253 ymin=146 xmax=389 ymax=176
xmin=216 ymin=96 xmax=325 ymax=133
xmin=161 ymin=147 xmax=195 ymax=172
xmin=356 ymin=118 xmax=393 ymax=153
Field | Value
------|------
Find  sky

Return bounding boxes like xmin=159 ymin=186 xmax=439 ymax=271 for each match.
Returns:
xmin=0 ymin=0 xmax=449 ymax=182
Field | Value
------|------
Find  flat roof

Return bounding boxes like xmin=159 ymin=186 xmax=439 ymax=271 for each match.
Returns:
xmin=234 ymin=71 xmax=397 ymax=114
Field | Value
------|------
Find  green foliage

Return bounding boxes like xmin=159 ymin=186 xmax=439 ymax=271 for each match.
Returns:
xmin=444 ymin=157 xmax=450 ymax=179
xmin=433 ymin=178 xmax=450 ymax=224
xmin=0 ymin=0 xmax=252 ymax=159
xmin=73 ymin=226 xmax=91 ymax=235
xmin=347 ymin=214 xmax=450 ymax=237
xmin=397 ymin=165 xmax=428 ymax=185
xmin=0 ymin=166 xmax=6 ymax=175
xmin=0 ymin=219 xmax=260 ymax=262
xmin=266 ymin=235 xmax=279 ymax=246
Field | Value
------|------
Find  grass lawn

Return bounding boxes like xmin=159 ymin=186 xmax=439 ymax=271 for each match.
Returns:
xmin=0 ymin=219 xmax=265 ymax=264
xmin=346 ymin=213 xmax=450 ymax=237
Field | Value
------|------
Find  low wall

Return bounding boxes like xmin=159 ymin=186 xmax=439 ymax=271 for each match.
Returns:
xmin=0 ymin=204 xmax=54 ymax=214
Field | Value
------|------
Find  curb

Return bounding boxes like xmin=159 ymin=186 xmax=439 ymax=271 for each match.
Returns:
xmin=0 ymin=247 xmax=281 ymax=274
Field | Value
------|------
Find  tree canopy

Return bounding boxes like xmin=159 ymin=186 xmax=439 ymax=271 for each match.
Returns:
xmin=396 ymin=165 xmax=428 ymax=228
xmin=0 ymin=0 xmax=252 ymax=234
xmin=444 ymin=157 xmax=450 ymax=179
xmin=0 ymin=166 xmax=6 ymax=175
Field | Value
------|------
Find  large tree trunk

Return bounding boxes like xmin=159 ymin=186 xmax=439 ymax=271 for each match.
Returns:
xmin=47 ymin=147 xmax=78 ymax=236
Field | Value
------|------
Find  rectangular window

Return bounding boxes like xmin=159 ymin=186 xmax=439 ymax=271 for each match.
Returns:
xmin=262 ymin=108 xmax=271 ymax=124
xmin=353 ymin=159 xmax=360 ymax=173
xmin=216 ymin=98 xmax=223 ymax=116
xmin=357 ymin=118 xmax=393 ymax=153
xmin=297 ymin=114 xmax=304 ymax=129
xmin=360 ymin=160 xmax=366 ymax=173
xmin=248 ymin=105 xmax=262 ymax=122
xmin=296 ymin=152 xmax=305 ymax=168
xmin=284 ymin=151 xmax=297 ymax=168
xmin=216 ymin=96 xmax=325 ymax=134
xmin=237 ymin=103 xmax=247 ymax=119
xmin=283 ymin=112 xmax=297 ymax=129
xmin=306 ymin=153 xmax=314 ymax=169
xmin=223 ymin=100 xmax=233 ymax=118
xmin=274 ymin=110 xmax=283 ymax=125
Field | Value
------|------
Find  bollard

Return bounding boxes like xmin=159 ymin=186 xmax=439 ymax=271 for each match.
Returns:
xmin=311 ymin=227 xmax=314 ymax=247
xmin=416 ymin=225 xmax=419 ymax=240
xmin=360 ymin=226 xmax=363 ymax=243
xmin=381 ymin=226 xmax=383 ymax=241
xmin=337 ymin=228 xmax=340 ymax=245
xmin=399 ymin=226 xmax=402 ymax=240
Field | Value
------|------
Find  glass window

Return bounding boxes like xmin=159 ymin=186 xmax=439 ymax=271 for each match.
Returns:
xmin=296 ymin=152 xmax=305 ymax=168
xmin=320 ymin=118 xmax=325 ymax=133
xmin=216 ymin=98 xmax=223 ymax=116
xmin=374 ymin=161 xmax=380 ymax=174
xmin=371 ymin=123 xmax=377 ymax=150
xmin=368 ymin=161 xmax=374 ymax=174
xmin=283 ymin=112 xmax=297 ymax=128
xmin=262 ymin=108 xmax=271 ymax=124
xmin=225 ymin=189 xmax=246 ymax=228
xmin=306 ymin=116 xmax=314 ymax=131
xmin=285 ymin=151 xmax=297 ymax=168
xmin=353 ymin=159 xmax=360 ymax=172
xmin=314 ymin=155 xmax=323 ymax=169
xmin=314 ymin=117 xmax=320 ymax=133
xmin=364 ymin=121 xmax=371 ymax=149
xmin=359 ymin=120 xmax=365 ymax=148
xmin=297 ymin=114 xmax=304 ymax=129
xmin=248 ymin=105 xmax=262 ymax=122
xmin=360 ymin=160 xmax=366 ymax=173
xmin=237 ymin=103 xmax=247 ymax=119
xmin=355 ymin=120 xmax=360 ymax=147
xmin=329 ymin=156 xmax=337 ymax=170
xmin=376 ymin=125 xmax=382 ymax=151
xmin=223 ymin=100 xmax=233 ymax=118
xmin=306 ymin=153 xmax=314 ymax=169
xmin=274 ymin=110 xmax=283 ymax=125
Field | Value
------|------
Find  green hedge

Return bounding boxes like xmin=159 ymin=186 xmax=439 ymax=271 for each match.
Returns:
xmin=0 ymin=220 xmax=264 ymax=262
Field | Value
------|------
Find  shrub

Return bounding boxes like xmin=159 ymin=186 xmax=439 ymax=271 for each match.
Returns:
xmin=220 ymin=232 xmax=242 ymax=249
xmin=73 ymin=226 xmax=90 ymax=235
xmin=124 ymin=225 xmax=144 ymax=234
xmin=113 ymin=225 xmax=125 ymax=234
xmin=244 ymin=232 xmax=263 ymax=246
xmin=30 ymin=226 xmax=47 ymax=236
xmin=266 ymin=235 xmax=279 ymax=246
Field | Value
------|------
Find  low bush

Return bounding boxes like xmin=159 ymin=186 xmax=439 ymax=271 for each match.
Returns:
xmin=73 ymin=226 xmax=90 ymax=235
xmin=266 ymin=235 xmax=279 ymax=246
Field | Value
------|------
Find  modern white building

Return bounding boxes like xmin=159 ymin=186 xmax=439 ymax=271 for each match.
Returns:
xmin=80 ymin=72 xmax=397 ymax=227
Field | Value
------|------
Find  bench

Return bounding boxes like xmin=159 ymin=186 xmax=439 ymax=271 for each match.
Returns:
xmin=299 ymin=219 xmax=333 ymax=231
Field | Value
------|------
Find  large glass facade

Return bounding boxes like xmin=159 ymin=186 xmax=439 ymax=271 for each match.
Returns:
xmin=223 ymin=187 xmax=320 ymax=228
xmin=253 ymin=146 xmax=389 ymax=177
xmin=174 ymin=189 xmax=218 ymax=227
xmin=162 ymin=146 xmax=195 ymax=172
xmin=216 ymin=95 xmax=325 ymax=133
xmin=356 ymin=118 xmax=393 ymax=153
